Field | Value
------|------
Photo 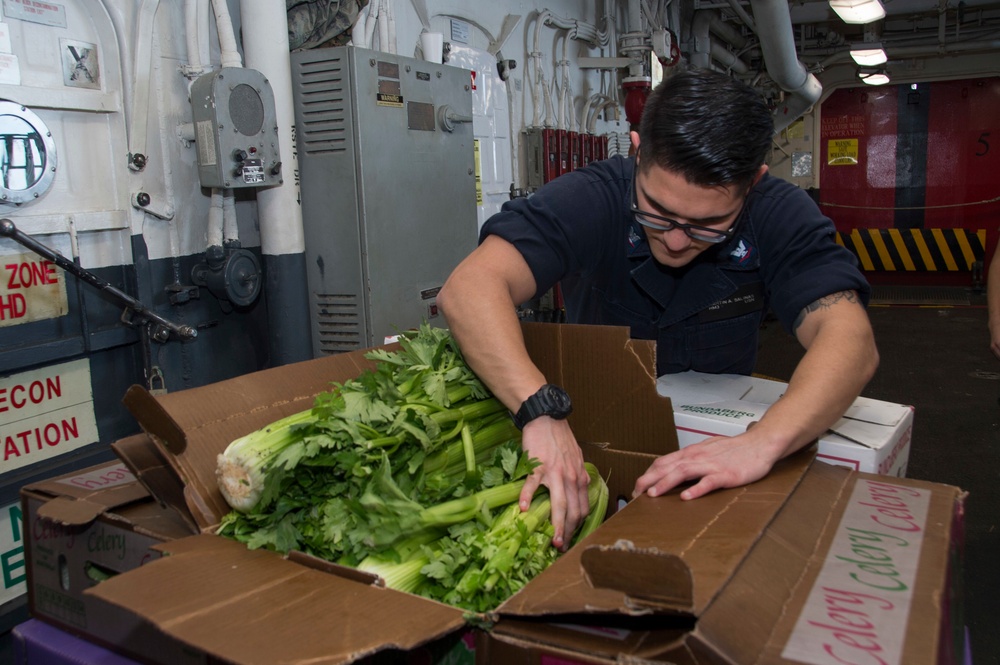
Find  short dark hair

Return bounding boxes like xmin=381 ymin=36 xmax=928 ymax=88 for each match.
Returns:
xmin=637 ymin=69 xmax=774 ymax=190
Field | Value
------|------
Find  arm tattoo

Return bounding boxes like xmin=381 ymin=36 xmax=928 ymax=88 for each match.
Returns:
xmin=792 ymin=290 xmax=861 ymax=332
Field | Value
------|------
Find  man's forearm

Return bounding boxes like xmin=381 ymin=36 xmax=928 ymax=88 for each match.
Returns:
xmin=438 ymin=239 xmax=548 ymax=411
xmin=988 ymin=246 xmax=1000 ymax=356
xmin=757 ymin=307 xmax=879 ymax=460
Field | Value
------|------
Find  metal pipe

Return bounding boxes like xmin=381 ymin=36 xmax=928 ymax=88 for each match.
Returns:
xmin=692 ymin=10 xmax=752 ymax=72
xmin=748 ymin=0 xmax=823 ymax=132
xmin=239 ymin=0 xmax=312 ymax=364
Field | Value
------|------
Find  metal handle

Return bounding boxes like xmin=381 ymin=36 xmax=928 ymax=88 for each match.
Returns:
xmin=438 ymin=105 xmax=474 ymax=132
xmin=0 ymin=218 xmax=197 ymax=342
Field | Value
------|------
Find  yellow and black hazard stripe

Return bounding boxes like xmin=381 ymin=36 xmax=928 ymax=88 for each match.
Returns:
xmin=835 ymin=228 xmax=987 ymax=271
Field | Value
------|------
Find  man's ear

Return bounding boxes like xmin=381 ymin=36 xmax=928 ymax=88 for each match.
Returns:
xmin=629 ymin=131 xmax=640 ymax=156
xmin=752 ymin=164 xmax=769 ymax=187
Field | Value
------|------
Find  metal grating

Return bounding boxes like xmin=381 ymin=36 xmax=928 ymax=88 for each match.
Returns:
xmin=868 ymin=285 xmax=971 ymax=306
xmin=314 ymin=293 xmax=363 ymax=354
xmin=295 ymin=56 xmax=349 ymax=155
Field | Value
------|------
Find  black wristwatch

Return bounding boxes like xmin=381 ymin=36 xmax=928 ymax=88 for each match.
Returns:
xmin=512 ymin=384 xmax=573 ymax=430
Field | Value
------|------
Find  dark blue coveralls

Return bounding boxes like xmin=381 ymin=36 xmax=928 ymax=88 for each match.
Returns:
xmin=480 ymin=156 xmax=871 ymax=377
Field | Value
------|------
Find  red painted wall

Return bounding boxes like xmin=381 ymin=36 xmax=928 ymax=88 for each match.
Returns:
xmin=820 ymin=86 xmax=899 ymax=230
xmin=818 ymin=77 xmax=1000 ymax=286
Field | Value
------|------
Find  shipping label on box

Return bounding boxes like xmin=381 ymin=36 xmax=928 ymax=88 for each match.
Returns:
xmin=657 ymin=371 xmax=913 ymax=477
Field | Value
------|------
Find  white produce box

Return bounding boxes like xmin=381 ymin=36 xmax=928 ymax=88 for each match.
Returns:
xmin=656 ymin=371 xmax=913 ymax=477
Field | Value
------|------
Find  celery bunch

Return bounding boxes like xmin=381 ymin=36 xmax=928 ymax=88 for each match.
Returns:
xmin=215 ymin=323 xmax=609 ymax=611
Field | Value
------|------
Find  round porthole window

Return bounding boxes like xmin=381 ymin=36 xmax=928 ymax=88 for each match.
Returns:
xmin=0 ymin=101 xmax=58 ymax=204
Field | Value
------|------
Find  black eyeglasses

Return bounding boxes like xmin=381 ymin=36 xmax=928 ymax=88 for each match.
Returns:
xmin=629 ymin=167 xmax=747 ymax=244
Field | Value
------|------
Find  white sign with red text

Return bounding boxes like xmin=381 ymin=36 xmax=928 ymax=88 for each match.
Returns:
xmin=1 ymin=359 xmax=99 ymax=476
xmin=0 ymin=250 xmax=69 ymax=327
xmin=782 ymin=479 xmax=931 ymax=665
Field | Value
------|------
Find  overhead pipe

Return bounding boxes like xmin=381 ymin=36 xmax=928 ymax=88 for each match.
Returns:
xmin=691 ymin=10 xmax=751 ymax=72
xmin=239 ymin=0 xmax=312 ymax=364
xmin=747 ymin=0 xmax=823 ymax=133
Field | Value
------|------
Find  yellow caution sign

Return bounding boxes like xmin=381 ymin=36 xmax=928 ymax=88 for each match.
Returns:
xmin=827 ymin=139 xmax=859 ymax=165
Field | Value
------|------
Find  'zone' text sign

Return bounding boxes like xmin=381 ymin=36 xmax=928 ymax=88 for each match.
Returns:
xmin=1 ymin=359 xmax=99 ymax=476
xmin=0 ymin=251 xmax=69 ymax=327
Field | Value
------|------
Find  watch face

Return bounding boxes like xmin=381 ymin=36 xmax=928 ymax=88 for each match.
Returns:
xmin=513 ymin=384 xmax=573 ymax=429
xmin=543 ymin=385 xmax=572 ymax=414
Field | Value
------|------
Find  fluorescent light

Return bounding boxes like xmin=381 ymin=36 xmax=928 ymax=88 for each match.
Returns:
xmin=850 ymin=44 xmax=887 ymax=66
xmin=829 ymin=0 xmax=886 ymax=24
xmin=859 ymin=71 xmax=891 ymax=85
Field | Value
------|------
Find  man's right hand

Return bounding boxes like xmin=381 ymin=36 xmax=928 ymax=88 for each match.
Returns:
xmin=517 ymin=417 xmax=591 ymax=551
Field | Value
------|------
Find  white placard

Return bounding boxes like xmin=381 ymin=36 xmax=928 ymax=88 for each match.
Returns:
xmin=0 ymin=51 xmax=19 ymax=85
xmin=2 ymin=0 xmax=67 ymax=28
xmin=0 ymin=23 xmax=12 ymax=53
xmin=0 ymin=500 xmax=25 ymax=605
xmin=1 ymin=359 xmax=100 ymax=475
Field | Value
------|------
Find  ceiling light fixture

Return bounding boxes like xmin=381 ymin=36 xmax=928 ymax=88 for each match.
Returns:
xmin=829 ymin=0 xmax=886 ymax=24
xmin=850 ymin=43 xmax=888 ymax=66
xmin=858 ymin=69 xmax=891 ymax=86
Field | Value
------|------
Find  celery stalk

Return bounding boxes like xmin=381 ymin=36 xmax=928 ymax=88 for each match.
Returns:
xmin=216 ymin=408 xmax=316 ymax=513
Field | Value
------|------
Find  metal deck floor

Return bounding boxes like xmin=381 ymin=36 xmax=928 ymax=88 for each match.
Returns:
xmin=755 ymin=288 xmax=999 ymax=665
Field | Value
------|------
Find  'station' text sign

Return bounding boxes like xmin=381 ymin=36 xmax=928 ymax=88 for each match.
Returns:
xmin=1 ymin=359 xmax=99 ymax=475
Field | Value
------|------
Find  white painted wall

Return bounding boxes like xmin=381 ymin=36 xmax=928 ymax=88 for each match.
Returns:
xmin=1 ymin=0 xmax=634 ymax=268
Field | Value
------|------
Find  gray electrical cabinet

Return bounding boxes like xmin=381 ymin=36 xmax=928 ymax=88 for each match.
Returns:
xmin=291 ymin=46 xmax=479 ymax=355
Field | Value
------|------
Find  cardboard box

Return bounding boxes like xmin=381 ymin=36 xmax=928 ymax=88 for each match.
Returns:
xmin=20 ymin=446 xmax=203 ymax=664
xmin=657 ymin=371 xmax=914 ymax=477
xmin=74 ymin=323 xmax=961 ymax=665
xmin=479 ymin=460 xmax=966 ymax=664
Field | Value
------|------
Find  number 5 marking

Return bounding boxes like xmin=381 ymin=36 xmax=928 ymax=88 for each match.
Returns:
xmin=976 ymin=132 xmax=990 ymax=156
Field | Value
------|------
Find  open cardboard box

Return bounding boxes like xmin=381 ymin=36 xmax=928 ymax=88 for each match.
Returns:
xmin=657 ymin=371 xmax=914 ymax=477
xmin=20 ymin=448 xmax=204 ymax=664
xmin=81 ymin=323 xmax=964 ymax=665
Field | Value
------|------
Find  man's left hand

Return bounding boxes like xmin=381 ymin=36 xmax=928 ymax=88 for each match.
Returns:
xmin=632 ymin=430 xmax=783 ymax=500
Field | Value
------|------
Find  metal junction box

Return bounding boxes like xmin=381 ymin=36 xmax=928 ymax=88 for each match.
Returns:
xmin=190 ymin=67 xmax=282 ymax=189
xmin=291 ymin=46 xmax=478 ymax=354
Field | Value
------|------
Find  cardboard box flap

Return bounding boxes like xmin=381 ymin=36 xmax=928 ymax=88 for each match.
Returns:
xmin=111 ymin=433 xmax=200 ymax=533
xmin=25 ymin=461 xmax=150 ymax=527
xmin=122 ymin=349 xmax=381 ymax=529
xmin=496 ymin=450 xmax=814 ymax=617
xmin=657 ymin=371 xmax=756 ymax=403
xmin=690 ymin=462 xmax=965 ymax=663
xmin=841 ymin=397 xmax=910 ymax=427
xmin=86 ymin=534 xmax=468 ymax=665
xmin=829 ymin=401 xmax=913 ymax=448
xmin=522 ymin=323 xmax=678 ymax=456
xmin=580 ymin=542 xmax=693 ymax=607
xmin=828 ymin=415 xmax=899 ymax=448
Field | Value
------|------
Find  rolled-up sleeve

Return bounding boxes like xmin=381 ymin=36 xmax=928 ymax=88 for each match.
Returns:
xmin=754 ymin=180 xmax=871 ymax=333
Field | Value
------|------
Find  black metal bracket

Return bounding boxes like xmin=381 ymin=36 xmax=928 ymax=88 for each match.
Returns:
xmin=0 ymin=218 xmax=197 ymax=343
